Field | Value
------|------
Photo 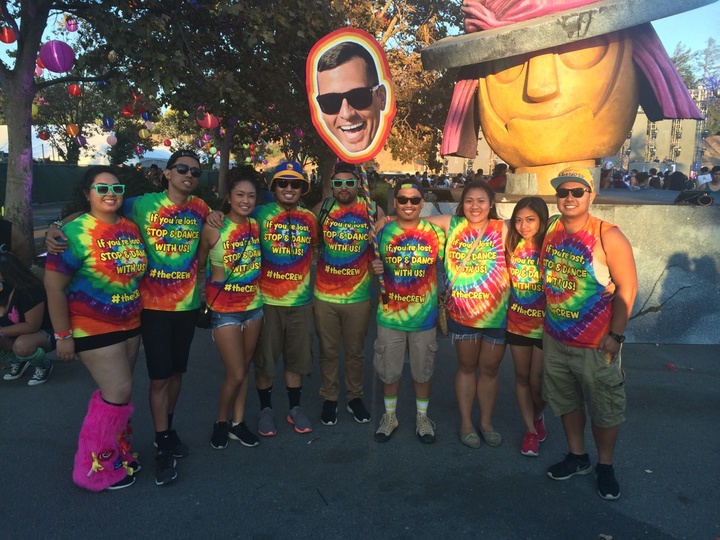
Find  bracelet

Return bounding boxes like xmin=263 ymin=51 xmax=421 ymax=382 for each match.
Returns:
xmin=51 ymin=220 xmax=65 ymax=229
xmin=54 ymin=330 xmax=73 ymax=340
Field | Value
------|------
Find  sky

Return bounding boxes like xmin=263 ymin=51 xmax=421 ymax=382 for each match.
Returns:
xmin=653 ymin=2 xmax=719 ymax=54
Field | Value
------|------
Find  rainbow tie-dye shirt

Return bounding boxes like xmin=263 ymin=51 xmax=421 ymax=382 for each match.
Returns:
xmin=444 ymin=217 xmax=509 ymax=329
xmin=206 ymin=218 xmax=262 ymax=313
xmin=507 ymin=238 xmax=545 ymax=339
xmin=123 ymin=192 xmax=210 ymax=312
xmin=542 ymin=215 xmax=615 ymax=349
xmin=377 ymin=220 xmax=445 ymax=332
xmin=254 ymin=203 xmax=317 ymax=307
xmin=46 ymin=215 xmax=147 ymax=337
xmin=314 ymin=198 xmax=375 ymax=304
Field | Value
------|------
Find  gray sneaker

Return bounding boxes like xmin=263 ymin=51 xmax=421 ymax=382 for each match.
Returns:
xmin=416 ymin=413 xmax=436 ymax=444
xmin=4 ymin=361 xmax=29 ymax=381
xmin=374 ymin=412 xmax=398 ymax=442
xmin=257 ymin=407 xmax=276 ymax=437
xmin=286 ymin=406 xmax=313 ymax=434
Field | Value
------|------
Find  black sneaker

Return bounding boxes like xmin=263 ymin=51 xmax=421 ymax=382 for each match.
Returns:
xmin=210 ymin=421 xmax=229 ymax=450
xmin=28 ymin=363 xmax=53 ymax=386
xmin=595 ymin=464 xmax=621 ymax=500
xmin=154 ymin=429 xmax=190 ymax=458
xmin=3 ymin=361 xmax=29 ymax=381
xmin=346 ymin=398 xmax=371 ymax=423
xmin=547 ymin=452 xmax=592 ymax=480
xmin=155 ymin=450 xmax=177 ymax=486
xmin=321 ymin=400 xmax=338 ymax=426
xmin=107 ymin=474 xmax=136 ymax=491
xmin=228 ymin=422 xmax=259 ymax=447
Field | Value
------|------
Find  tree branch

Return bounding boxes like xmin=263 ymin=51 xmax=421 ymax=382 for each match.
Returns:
xmin=35 ymin=70 xmax=117 ymax=91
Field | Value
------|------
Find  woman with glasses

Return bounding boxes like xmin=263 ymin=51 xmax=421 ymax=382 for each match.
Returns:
xmin=197 ymin=167 xmax=263 ymax=450
xmin=423 ymin=180 xmax=510 ymax=449
xmin=45 ymin=166 xmax=147 ymax=491
xmin=0 ymin=253 xmax=55 ymax=386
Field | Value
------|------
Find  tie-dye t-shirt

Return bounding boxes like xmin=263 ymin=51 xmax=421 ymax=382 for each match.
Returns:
xmin=206 ymin=217 xmax=262 ymax=313
xmin=315 ymin=198 xmax=376 ymax=304
xmin=507 ymin=238 xmax=545 ymax=339
xmin=46 ymin=215 xmax=147 ymax=337
xmin=444 ymin=217 xmax=509 ymax=329
xmin=123 ymin=192 xmax=210 ymax=312
xmin=377 ymin=220 xmax=445 ymax=332
xmin=542 ymin=214 xmax=615 ymax=349
xmin=253 ymin=203 xmax=317 ymax=307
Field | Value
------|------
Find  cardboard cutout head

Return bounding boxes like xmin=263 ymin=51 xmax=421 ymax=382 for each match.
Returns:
xmin=307 ymin=28 xmax=396 ymax=164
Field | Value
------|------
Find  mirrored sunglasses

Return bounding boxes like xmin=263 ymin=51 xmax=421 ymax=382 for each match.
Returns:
xmin=91 ymin=183 xmax=125 ymax=196
xmin=316 ymin=85 xmax=380 ymax=115
xmin=331 ymin=178 xmax=357 ymax=189
xmin=170 ymin=163 xmax=202 ymax=178
xmin=556 ymin=187 xmax=590 ymax=198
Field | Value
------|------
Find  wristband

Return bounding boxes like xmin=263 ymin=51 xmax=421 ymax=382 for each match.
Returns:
xmin=54 ymin=330 xmax=73 ymax=340
xmin=51 ymin=220 xmax=65 ymax=230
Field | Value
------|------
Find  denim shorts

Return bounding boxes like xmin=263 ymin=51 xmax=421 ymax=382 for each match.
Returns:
xmin=210 ymin=306 xmax=264 ymax=331
xmin=448 ymin=317 xmax=506 ymax=346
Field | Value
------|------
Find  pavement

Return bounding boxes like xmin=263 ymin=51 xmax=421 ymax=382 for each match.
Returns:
xmin=1 ymin=310 xmax=718 ymax=540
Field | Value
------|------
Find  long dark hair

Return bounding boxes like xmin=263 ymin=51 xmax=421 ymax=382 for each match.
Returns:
xmin=220 ymin=166 xmax=260 ymax=214
xmin=505 ymin=196 xmax=549 ymax=254
xmin=0 ymin=252 xmax=44 ymax=292
xmin=455 ymin=180 xmax=500 ymax=220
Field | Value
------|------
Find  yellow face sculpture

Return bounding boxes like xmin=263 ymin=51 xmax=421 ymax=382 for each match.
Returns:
xmin=477 ymin=30 xmax=639 ymax=169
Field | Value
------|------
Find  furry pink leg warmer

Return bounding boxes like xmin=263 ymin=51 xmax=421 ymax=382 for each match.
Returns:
xmin=72 ymin=390 xmax=135 ymax=492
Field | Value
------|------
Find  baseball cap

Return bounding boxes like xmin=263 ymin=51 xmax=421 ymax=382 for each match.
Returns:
xmin=167 ymin=149 xmax=200 ymax=169
xmin=271 ymin=161 xmax=309 ymax=194
xmin=396 ymin=179 xmax=424 ymax=196
xmin=550 ymin=167 xmax=595 ymax=191
xmin=333 ymin=161 xmax=360 ymax=179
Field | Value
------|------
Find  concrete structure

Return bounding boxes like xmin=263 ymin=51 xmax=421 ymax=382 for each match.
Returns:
xmin=422 ymin=191 xmax=720 ymax=345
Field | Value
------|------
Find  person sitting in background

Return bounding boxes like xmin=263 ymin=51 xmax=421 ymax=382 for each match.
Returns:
xmin=635 ymin=172 xmax=650 ymax=189
xmin=487 ymin=163 xmax=508 ymax=192
xmin=611 ymin=172 xmax=629 ymax=189
xmin=1 ymin=252 xmax=55 ymax=386
xmin=665 ymin=171 xmax=688 ymax=191
xmin=696 ymin=167 xmax=711 ymax=189
xmin=648 ymin=168 xmax=662 ymax=190
xmin=702 ymin=166 xmax=720 ymax=193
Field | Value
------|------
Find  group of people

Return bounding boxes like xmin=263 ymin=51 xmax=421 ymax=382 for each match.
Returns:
xmin=33 ymin=153 xmax=636 ymax=503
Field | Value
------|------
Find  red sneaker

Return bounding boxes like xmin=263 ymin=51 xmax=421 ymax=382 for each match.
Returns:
xmin=534 ymin=414 xmax=546 ymax=442
xmin=521 ymin=431 xmax=539 ymax=457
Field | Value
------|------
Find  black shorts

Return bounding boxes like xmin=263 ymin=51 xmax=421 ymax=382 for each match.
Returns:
xmin=74 ymin=328 xmax=141 ymax=354
xmin=141 ymin=309 xmax=198 ymax=380
xmin=505 ymin=331 xmax=543 ymax=350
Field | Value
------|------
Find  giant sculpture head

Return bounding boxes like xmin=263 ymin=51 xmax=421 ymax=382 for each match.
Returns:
xmin=422 ymin=0 xmax=711 ymax=193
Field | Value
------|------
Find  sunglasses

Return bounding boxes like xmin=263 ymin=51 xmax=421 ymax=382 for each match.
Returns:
xmin=316 ymin=85 xmax=381 ymax=115
xmin=556 ymin=187 xmax=590 ymax=198
xmin=396 ymin=196 xmax=422 ymax=205
xmin=91 ymin=183 xmax=125 ymax=196
xmin=276 ymin=179 xmax=305 ymax=190
xmin=170 ymin=163 xmax=202 ymax=178
xmin=332 ymin=178 xmax=357 ymax=189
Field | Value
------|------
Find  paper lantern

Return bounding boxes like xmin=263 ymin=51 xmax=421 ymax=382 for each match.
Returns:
xmin=141 ymin=112 xmax=150 ymax=121
xmin=31 ymin=104 xmax=39 ymax=117
xmin=196 ymin=108 xmax=220 ymax=129
xmin=34 ymin=66 xmax=43 ymax=77
xmin=36 ymin=56 xmax=45 ymax=69
xmin=121 ymin=105 xmax=133 ymax=118
xmin=202 ymin=134 xmax=212 ymax=142
xmin=102 ymin=116 xmax=114 ymax=129
xmin=38 ymin=130 xmax=50 ymax=141
xmin=138 ymin=128 xmax=150 ymax=139
xmin=108 ymin=50 xmax=117 ymax=62
xmin=66 ymin=124 xmax=79 ymax=137
xmin=65 ymin=19 xmax=78 ymax=32
xmin=39 ymin=40 xmax=75 ymax=73
xmin=107 ymin=135 xmax=117 ymax=145
xmin=245 ymin=157 xmax=251 ymax=163
xmin=0 ymin=27 xmax=16 ymax=44
xmin=135 ymin=145 xmax=143 ymax=155
xmin=67 ymin=84 xmax=82 ymax=97
xmin=144 ymin=120 xmax=154 ymax=131
xmin=163 ymin=139 xmax=172 ymax=147
xmin=262 ymin=159 xmax=268 ymax=165
xmin=74 ymin=135 xmax=87 ymax=147
xmin=209 ymin=147 xmax=217 ymax=154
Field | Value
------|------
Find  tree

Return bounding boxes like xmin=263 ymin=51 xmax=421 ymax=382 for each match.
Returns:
xmin=670 ymin=42 xmax=700 ymax=89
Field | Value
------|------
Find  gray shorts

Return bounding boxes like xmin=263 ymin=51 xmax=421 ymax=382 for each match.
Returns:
xmin=373 ymin=325 xmax=437 ymax=384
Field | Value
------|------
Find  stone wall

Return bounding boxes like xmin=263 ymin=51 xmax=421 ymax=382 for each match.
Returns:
xmin=422 ymin=201 xmax=720 ymax=345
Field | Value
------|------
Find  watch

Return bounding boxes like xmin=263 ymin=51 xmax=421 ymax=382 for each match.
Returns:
xmin=608 ymin=331 xmax=625 ymax=344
